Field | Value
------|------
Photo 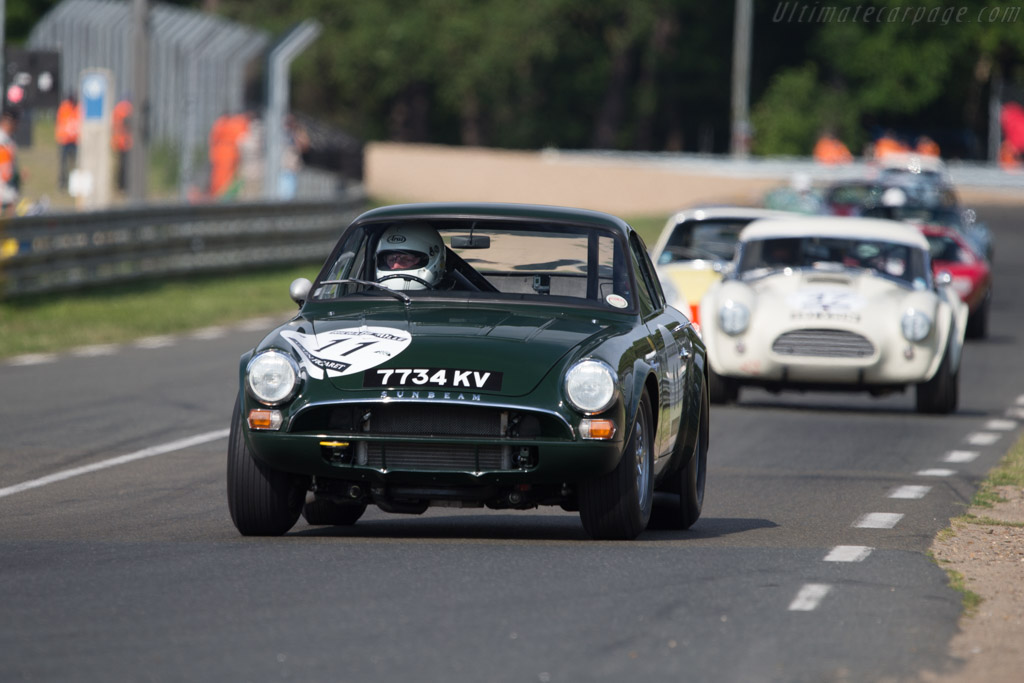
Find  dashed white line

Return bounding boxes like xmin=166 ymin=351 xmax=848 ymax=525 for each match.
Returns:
xmin=854 ymin=512 xmax=904 ymax=529
xmin=7 ymin=353 xmax=58 ymax=366
xmin=824 ymin=546 xmax=873 ymax=562
xmin=0 ymin=429 xmax=231 ymax=499
xmin=985 ymin=419 xmax=1018 ymax=431
xmin=1016 ymin=394 xmax=1024 ymax=406
xmin=135 ymin=335 xmax=176 ymax=349
xmin=888 ymin=485 xmax=931 ymax=500
xmin=943 ymin=450 xmax=979 ymax=464
xmin=789 ymin=584 xmax=832 ymax=611
xmin=191 ymin=326 xmax=228 ymax=340
xmin=71 ymin=344 xmax=120 ymax=357
xmin=917 ymin=468 xmax=957 ymax=477
xmin=966 ymin=432 xmax=1001 ymax=446
xmin=1006 ymin=408 xmax=1024 ymax=420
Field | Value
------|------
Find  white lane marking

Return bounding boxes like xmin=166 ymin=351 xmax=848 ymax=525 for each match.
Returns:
xmin=789 ymin=584 xmax=832 ymax=611
xmin=984 ymin=419 xmax=1018 ymax=431
xmin=1006 ymin=408 xmax=1024 ymax=420
xmin=1016 ymin=394 xmax=1024 ymax=406
xmin=7 ymin=353 xmax=58 ymax=366
xmin=135 ymin=335 xmax=176 ymax=349
xmin=72 ymin=344 xmax=120 ymax=357
xmin=854 ymin=513 xmax=904 ymax=529
xmin=889 ymin=485 xmax=931 ymax=500
xmin=238 ymin=317 xmax=280 ymax=331
xmin=918 ymin=468 xmax=957 ymax=477
xmin=966 ymin=432 xmax=1001 ymax=446
xmin=943 ymin=450 xmax=979 ymax=464
xmin=191 ymin=326 xmax=228 ymax=340
xmin=824 ymin=546 xmax=873 ymax=562
xmin=0 ymin=429 xmax=231 ymax=499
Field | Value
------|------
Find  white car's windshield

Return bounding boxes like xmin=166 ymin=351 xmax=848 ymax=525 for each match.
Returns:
xmin=737 ymin=236 xmax=931 ymax=289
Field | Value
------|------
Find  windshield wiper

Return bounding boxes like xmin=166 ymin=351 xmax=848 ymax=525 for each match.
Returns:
xmin=319 ymin=279 xmax=411 ymax=305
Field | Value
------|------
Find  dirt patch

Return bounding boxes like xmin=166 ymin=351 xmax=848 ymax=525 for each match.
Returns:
xmin=919 ymin=486 xmax=1024 ymax=682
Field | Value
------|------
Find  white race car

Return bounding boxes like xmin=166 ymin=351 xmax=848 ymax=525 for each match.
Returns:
xmin=700 ymin=216 xmax=967 ymax=413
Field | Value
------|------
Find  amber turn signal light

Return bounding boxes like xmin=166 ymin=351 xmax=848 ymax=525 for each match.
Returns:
xmin=248 ymin=409 xmax=283 ymax=430
xmin=579 ymin=418 xmax=616 ymax=440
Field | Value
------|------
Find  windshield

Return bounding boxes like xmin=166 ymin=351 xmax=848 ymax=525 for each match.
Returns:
xmin=736 ymin=236 xmax=931 ymax=289
xmin=925 ymin=234 xmax=977 ymax=264
xmin=310 ymin=219 xmax=635 ymax=310
xmin=658 ymin=218 xmax=751 ymax=263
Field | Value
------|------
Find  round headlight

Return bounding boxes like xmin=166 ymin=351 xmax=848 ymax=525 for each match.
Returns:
xmin=720 ymin=300 xmax=750 ymax=336
xmin=901 ymin=309 xmax=932 ymax=342
xmin=564 ymin=359 xmax=617 ymax=414
xmin=246 ymin=350 xmax=301 ymax=405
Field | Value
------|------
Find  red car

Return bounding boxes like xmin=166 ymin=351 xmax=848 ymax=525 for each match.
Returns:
xmin=919 ymin=224 xmax=992 ymax=339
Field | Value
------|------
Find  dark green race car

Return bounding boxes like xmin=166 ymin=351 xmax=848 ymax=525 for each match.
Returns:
xmin=228 ymin=202 xmax=709 ymax=540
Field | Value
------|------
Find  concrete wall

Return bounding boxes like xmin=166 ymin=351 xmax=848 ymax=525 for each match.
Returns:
xmin=365 ymin=142 xmax=1024 ymax=215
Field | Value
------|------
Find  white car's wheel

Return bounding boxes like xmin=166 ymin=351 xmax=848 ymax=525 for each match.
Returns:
xmin=916 ymin=341 xmax=959 ymax=414
xmin=708 ymin=363 xmax=739 ymax=404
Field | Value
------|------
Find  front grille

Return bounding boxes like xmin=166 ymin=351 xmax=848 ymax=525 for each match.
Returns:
xmin=772 ymin=329 xmax=875 ymax=358
xmin=365 ymin=442 xmax=511 ymax=471
xmin=292 ymin=403 xmax=557 ymax=439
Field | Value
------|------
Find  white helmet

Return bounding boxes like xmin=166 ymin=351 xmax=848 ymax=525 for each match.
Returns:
xmin=375 ymin=223 xmax=445 ymax=290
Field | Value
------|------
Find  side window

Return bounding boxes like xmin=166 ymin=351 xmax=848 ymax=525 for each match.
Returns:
xmin=629 ymin=234 xmax=660 ymax=315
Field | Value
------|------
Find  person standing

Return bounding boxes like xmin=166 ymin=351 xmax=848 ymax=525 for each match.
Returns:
xmin=813 ymin=129 xmax=853 ymax=164
xmin=112 ymin=97 xmax=133 ymax=191
xmin=0 ymin=109 xmax=22 ymax=216
xmin=55 ymin=93 xmax=81 ymax=192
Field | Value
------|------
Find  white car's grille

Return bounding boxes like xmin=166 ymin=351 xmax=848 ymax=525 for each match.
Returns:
xmin=772 ymin=329 xmax=875 ymax=358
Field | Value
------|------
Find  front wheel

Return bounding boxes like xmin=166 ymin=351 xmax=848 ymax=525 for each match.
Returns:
xmin=708 ymin=363 xmax=739 ymax=404
xmin=676 ymin=381 xmax=709 ymax=529
xmin=916 ymin=341 xmax=959 ymax=414
xmin=226 ymin=398 xmax=308 ymax=536
xmin=578 ymin=393 xmax=654 ymax=540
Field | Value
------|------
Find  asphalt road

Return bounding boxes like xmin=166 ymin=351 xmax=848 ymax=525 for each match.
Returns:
xmin=1 ymin=205 xmax=1022 ymax=682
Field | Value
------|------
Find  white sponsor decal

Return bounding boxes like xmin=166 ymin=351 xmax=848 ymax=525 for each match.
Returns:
xmin=606 ymin=294 xmax=628 ymax=309
xmin=280 ymin=326 xmax=411 ymax=379
xmin=788 ymin=288 xmax=865 ymax=322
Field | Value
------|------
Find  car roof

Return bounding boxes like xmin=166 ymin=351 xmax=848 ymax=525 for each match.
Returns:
xmin=665 ymin=206 xmax=796 ymax=223
xmin=352 ymin=202 xmax=634 ymax=236
xmin=739 ymin=216 xmax=930 ymax=250
xmin=875 ymin=152 xmax=949 ymax=174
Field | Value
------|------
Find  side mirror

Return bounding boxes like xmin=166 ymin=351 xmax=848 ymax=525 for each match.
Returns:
xmin=289 ymin=277 xmax=312 ymax=306
xmin=935 ymin=270 xmax=953 ymax=288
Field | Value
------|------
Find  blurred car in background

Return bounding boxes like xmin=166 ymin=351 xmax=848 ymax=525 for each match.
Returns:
xmin=700 ymin=216 xmax=967 ymax=413
xmin=919 ymin=224 xmax=992 ymax=339
xmin=650 ymin=207 xmax=795 ymax=326
xmin=862 ymin=197 xmax=994 ymax=263
xmin=874 ymin=152 xmax=952 ymax=187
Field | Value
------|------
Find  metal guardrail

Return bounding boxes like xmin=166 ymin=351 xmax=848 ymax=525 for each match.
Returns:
xmin=0 ymin=188 xmax=367 ymax=299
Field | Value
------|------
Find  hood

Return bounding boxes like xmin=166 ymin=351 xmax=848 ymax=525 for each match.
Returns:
xmin=278 ymin=304 xmax=617 ymax=397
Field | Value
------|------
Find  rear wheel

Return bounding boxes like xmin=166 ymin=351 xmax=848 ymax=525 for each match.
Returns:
xmin=226 ymin=398 xmax=308 ymax=536
xmin=916 ymin=341 xmax=959 ymax=414
xmin=708 ymin=363 xmax=739 ymax=404
xmin=578 ymin=393 xmax=654 ymax=540
xmin=302 ymin=498 xmax=367 ymax=526
xmin=676 ymin=381 xmax=709 ymax=529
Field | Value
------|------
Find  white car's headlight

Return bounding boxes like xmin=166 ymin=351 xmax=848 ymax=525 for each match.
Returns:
xmin=564 ymin=359 xmax=617 ymax=414
xmin=246 ymin=350 xmax=301 ymax=405
xmin=901 ymin=309 xmax=932 ymax=342
xmin=720 ymin=300 xmax=750 ymax=336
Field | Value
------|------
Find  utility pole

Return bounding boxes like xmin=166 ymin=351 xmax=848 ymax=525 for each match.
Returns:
xmin=128 ymin=0 xmax=149 ymax=202
xmin=731 ymin=0 xmax=753 ymax=158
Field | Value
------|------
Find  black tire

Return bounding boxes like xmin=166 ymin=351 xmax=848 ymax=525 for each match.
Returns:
xmin=226 ymin=398 xmax=308 ymax=536
xmin=302 ymin=498 xmax=367 ymax=526
xmin=966 ymin=293 xmax=989 ymax=340
xmin=676 ymin=381 xmax=709 ymax=529
xmin=708 ymin=363 xmax=739 ymax=405
xmin=916 ymin=341 xmax=959 ymax=414
xmin=578 ymin=393 xmax=654 ymax=540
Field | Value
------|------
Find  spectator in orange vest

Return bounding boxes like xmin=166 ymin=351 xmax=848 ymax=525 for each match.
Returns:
xmin=208 ymin=112 xmax=239 ymax=197
xmin=112 ymin=98 xmax=133 ymax=191
xmin=813 ymin=129 xmax=853 ymax=164
xmin=873 ymin=130 xmax=908 ymax=159
xmin=55 ymin=92 xmax=81 ymax=192
xmin=0 ymin=108 xmax=22 ymax=216
xmin=915 ymin=135 xmax=941 ymax=157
